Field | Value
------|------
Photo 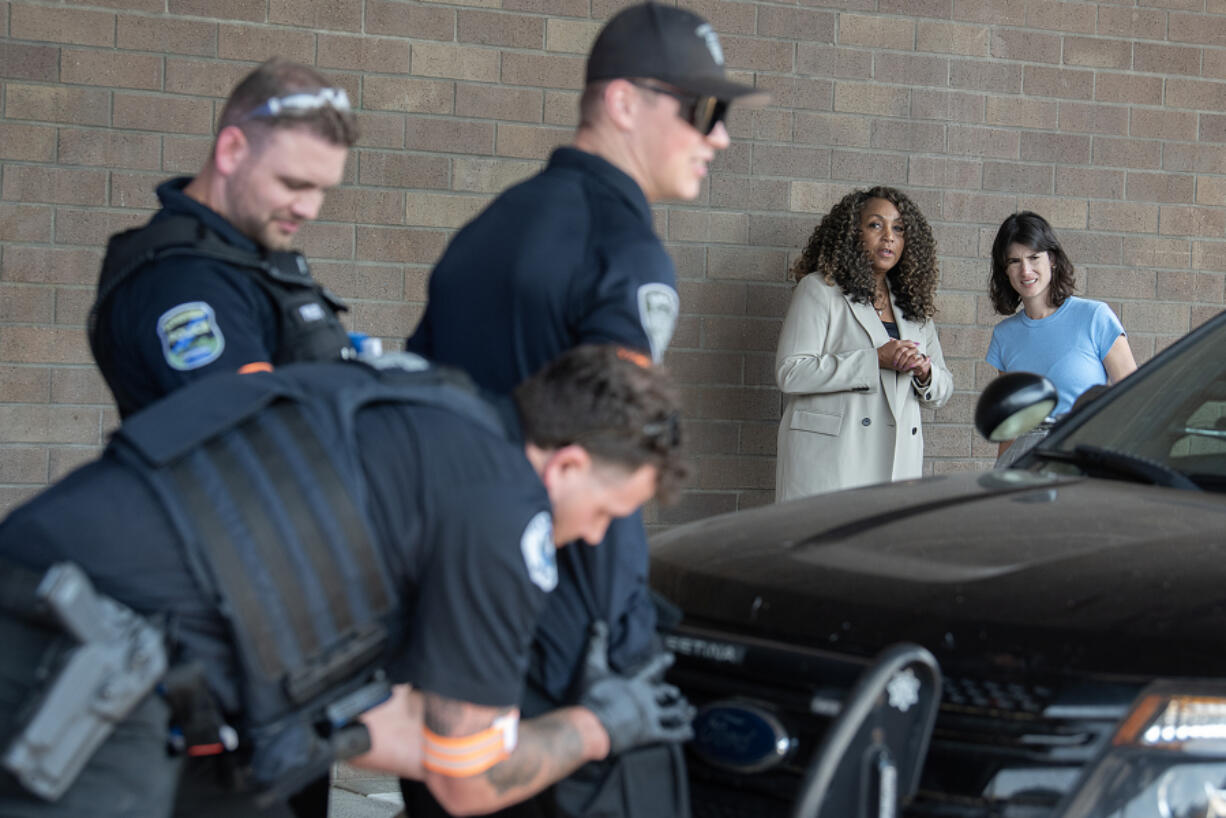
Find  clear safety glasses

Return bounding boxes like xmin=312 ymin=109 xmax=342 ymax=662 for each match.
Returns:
xmin=241 ymin=88 xmax=352 ymax=122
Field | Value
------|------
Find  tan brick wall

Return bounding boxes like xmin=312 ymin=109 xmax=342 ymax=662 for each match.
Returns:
xmin=2 ymin=1 xmax=1225 ymax=524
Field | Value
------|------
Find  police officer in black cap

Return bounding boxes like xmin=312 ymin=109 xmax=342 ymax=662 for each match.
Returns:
xmin=404 ymin=4 xmax=766 ymax=816
xmin=89 ymin=58 xmax=359 ymax=421
xmin=0 ymin=345 xmax=693 ymax=818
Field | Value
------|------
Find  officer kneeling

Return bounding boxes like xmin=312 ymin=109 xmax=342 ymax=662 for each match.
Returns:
xmin=0 ymin=345 xmax=693 ymax=817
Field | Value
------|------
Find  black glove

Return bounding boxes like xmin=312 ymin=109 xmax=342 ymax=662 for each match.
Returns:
xmin=577 ymin=621 xmax=696 ymax=756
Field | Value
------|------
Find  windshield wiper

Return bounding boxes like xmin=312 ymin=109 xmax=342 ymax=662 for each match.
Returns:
xmin=1031 ymin=444 xmax=1200 ymax=490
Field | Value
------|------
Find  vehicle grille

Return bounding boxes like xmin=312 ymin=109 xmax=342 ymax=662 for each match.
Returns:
xmin=666 ymin=624 xmax=1136 ymax=818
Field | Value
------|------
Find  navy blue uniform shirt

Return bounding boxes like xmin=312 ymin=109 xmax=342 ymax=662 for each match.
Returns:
xmin=96 ymin=178 xmax=282 ymax=414
xmin=407 ymin=146 xmax=680 ymax=702
xmin=360 ymin=400 xmax=553 ymax=707
xmin=408 ymin=147 xmax=679 ymax=387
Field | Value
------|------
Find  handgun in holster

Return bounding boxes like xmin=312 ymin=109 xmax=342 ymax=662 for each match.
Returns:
xmin=0 ymin=560 xmax=168 ymax=801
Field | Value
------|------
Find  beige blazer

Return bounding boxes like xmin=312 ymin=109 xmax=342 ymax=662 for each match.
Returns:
xmin=775 ymin=274 xmax=952 ymax=502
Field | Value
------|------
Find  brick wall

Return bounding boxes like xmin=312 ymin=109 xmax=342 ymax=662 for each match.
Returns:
xmin=1 ymin=0 xmax=1224 ymax=525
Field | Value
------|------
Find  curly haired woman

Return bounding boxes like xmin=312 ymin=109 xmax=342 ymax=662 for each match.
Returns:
xmin=774 ymin=186 xmax=953 ymax=502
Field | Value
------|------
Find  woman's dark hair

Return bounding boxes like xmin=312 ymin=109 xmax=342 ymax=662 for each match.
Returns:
xmin=790 ymin=186 xmax=939 ymax=322
xmin=514 ymin=345 xmax=688 ymax=504
xmin=989 ymin=211 xmax=1076 ymax=315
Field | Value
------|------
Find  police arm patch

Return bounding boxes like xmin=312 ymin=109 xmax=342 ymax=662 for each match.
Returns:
xmin=519 ymin=511 xmax=557 ymax=592
xmin=636 ymin=283 xmax=679 ymax=363
xmin=157 ymin=301 xmax=225 ymax=371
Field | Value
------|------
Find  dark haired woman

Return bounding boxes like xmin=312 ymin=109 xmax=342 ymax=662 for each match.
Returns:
xmin=774 ymin=186 xmax=952 ymax=502
xmin=986 ymin=211 xmax=1136 ymax=464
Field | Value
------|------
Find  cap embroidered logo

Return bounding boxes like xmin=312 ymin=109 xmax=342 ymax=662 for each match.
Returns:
xmin=695 ymin=23 xmax=724 ymax=66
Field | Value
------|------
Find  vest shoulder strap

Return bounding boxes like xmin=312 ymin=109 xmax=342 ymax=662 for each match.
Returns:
xmin=113 ymin=372 xmax=302 ymax=467
xmin=327 ymin=356 xmax=506 ymax=444
xmin=100 ymin=214 xmax=265 ymax=288
xmin=89 ymin=215 xmax=348 ymax=350
xmin=89 ymin=214 xmax=272 ymax=356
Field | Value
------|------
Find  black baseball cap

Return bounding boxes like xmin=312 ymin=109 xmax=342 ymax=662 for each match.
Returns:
xmin=586 ymin=2 xmax=768 ymax=105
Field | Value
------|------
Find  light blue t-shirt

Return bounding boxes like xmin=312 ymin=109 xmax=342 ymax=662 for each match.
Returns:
xmin=986 ymin=296 xmax=1125 ymax=416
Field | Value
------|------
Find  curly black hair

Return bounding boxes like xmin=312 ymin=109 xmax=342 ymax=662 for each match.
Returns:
xmin=988 ymin=211 xmax=1076 ymax=315
xmin=790 ymin=185 xmax=939 ymax=322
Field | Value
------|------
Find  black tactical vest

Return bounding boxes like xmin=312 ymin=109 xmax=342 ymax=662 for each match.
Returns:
xmin=89 ymin=214 xmax=353 ymax=417
xmin=107 ymin=358 xmax=506 ymax=802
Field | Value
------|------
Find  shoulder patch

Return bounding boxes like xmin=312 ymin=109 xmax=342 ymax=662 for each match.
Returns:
xmin=519 ymin=511 xmax=557 ymax=593
xmin=157 ymin=301 xmax=225 ymax=371
xmin=636 ymin=283 xmax=679 ymax=363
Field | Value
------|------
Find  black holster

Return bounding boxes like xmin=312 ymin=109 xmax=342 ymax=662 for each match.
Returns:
xmin=0 ymin=560 xmax=168 ymax=802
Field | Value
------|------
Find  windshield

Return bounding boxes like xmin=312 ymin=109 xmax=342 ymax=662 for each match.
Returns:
xmin=1035 ymin=313 xmax=1226 ymax=492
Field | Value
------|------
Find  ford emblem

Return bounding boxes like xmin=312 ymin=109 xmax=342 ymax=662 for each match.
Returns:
xmin=690 ymin=699 xmax=795 ymax=774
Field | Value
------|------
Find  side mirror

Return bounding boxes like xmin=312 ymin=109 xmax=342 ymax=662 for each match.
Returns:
xmin=790 ymin=643 xmax=941 ymax=818
xmin=975 ymin=372 xmax=1057 ymax=442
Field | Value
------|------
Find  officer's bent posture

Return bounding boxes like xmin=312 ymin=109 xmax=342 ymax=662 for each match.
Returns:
xmin=90 ymin=58 xmax=358 ymax=420
xmin=0 ymin=345 xmax=693 ymax=817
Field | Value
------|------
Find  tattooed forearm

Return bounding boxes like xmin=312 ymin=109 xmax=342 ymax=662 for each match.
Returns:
xmin=485 ymin=710 xmax=585 ymax=797
xmin=423 ymin=695 xmax=468 ymax=735
xmin=419 ymin=697 xmax=600 ymax=813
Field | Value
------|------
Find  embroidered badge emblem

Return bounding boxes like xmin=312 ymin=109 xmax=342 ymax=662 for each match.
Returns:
xmin=695 ymin=23 xmax=725 ymax=66
xmin=157 ymin=301 xmax=225 ymax=371
xmin=637 ymin=283 xmax=679 ymax=363
xmin=520 ymin=511 xmax=557 ymax=592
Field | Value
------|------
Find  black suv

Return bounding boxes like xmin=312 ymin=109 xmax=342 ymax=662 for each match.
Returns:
xmin=652 ymin=310 xmax=1226 ymax=818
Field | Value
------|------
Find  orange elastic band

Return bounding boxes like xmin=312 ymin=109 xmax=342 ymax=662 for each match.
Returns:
xmin=615 ymin=348 xmax=652 ymax=369
xmin=422 ymin=713 xmax=518 ymax=778
xmin=238 ymin=362 xmax=274 ymax=374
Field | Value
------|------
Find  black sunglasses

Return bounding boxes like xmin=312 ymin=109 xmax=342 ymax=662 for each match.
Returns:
xmin=628 ymin=80 xmax=729 ymax=136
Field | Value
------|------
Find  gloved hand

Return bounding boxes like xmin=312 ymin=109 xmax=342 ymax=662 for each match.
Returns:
xmin=577 ymin=621 xmax=696 ymax=756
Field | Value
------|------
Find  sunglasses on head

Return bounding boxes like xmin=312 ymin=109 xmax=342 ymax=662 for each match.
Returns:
xmin=628 ymin=80 xmax=729 ymax=136
xmin=241 ymin=88 xmax=352 ymax=123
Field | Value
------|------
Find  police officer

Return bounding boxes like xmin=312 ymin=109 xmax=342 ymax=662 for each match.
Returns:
xmin=89 ymin=58 xmax=358 ymax=420
xmin=404 ymin=4 xmax=765 ymax=815
xmin=0 ymin=345 xmax=693 ymax=818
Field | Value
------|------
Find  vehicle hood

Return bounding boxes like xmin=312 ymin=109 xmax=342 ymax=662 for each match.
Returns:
xmin=650 ymin=471 xmax=1226 ymax=678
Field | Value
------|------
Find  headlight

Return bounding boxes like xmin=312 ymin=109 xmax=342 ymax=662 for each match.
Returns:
xmin=1057 ymin=683 xmax=1226 ymax=818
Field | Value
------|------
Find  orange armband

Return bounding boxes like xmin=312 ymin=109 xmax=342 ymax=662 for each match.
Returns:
xmin=423 ymin=711 xmax=519 ymax=778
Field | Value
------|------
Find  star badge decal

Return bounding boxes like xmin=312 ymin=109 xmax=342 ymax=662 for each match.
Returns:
xmin=886 ymin=668 xmax=921 ymax=713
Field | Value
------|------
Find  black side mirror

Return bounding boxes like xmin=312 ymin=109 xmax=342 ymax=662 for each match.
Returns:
xmin=975 ymin=372 xmax=1058 ymax=442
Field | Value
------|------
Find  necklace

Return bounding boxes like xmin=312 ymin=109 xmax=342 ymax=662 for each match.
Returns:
xmin=875 ymin=285 xmax=888 ymax=316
